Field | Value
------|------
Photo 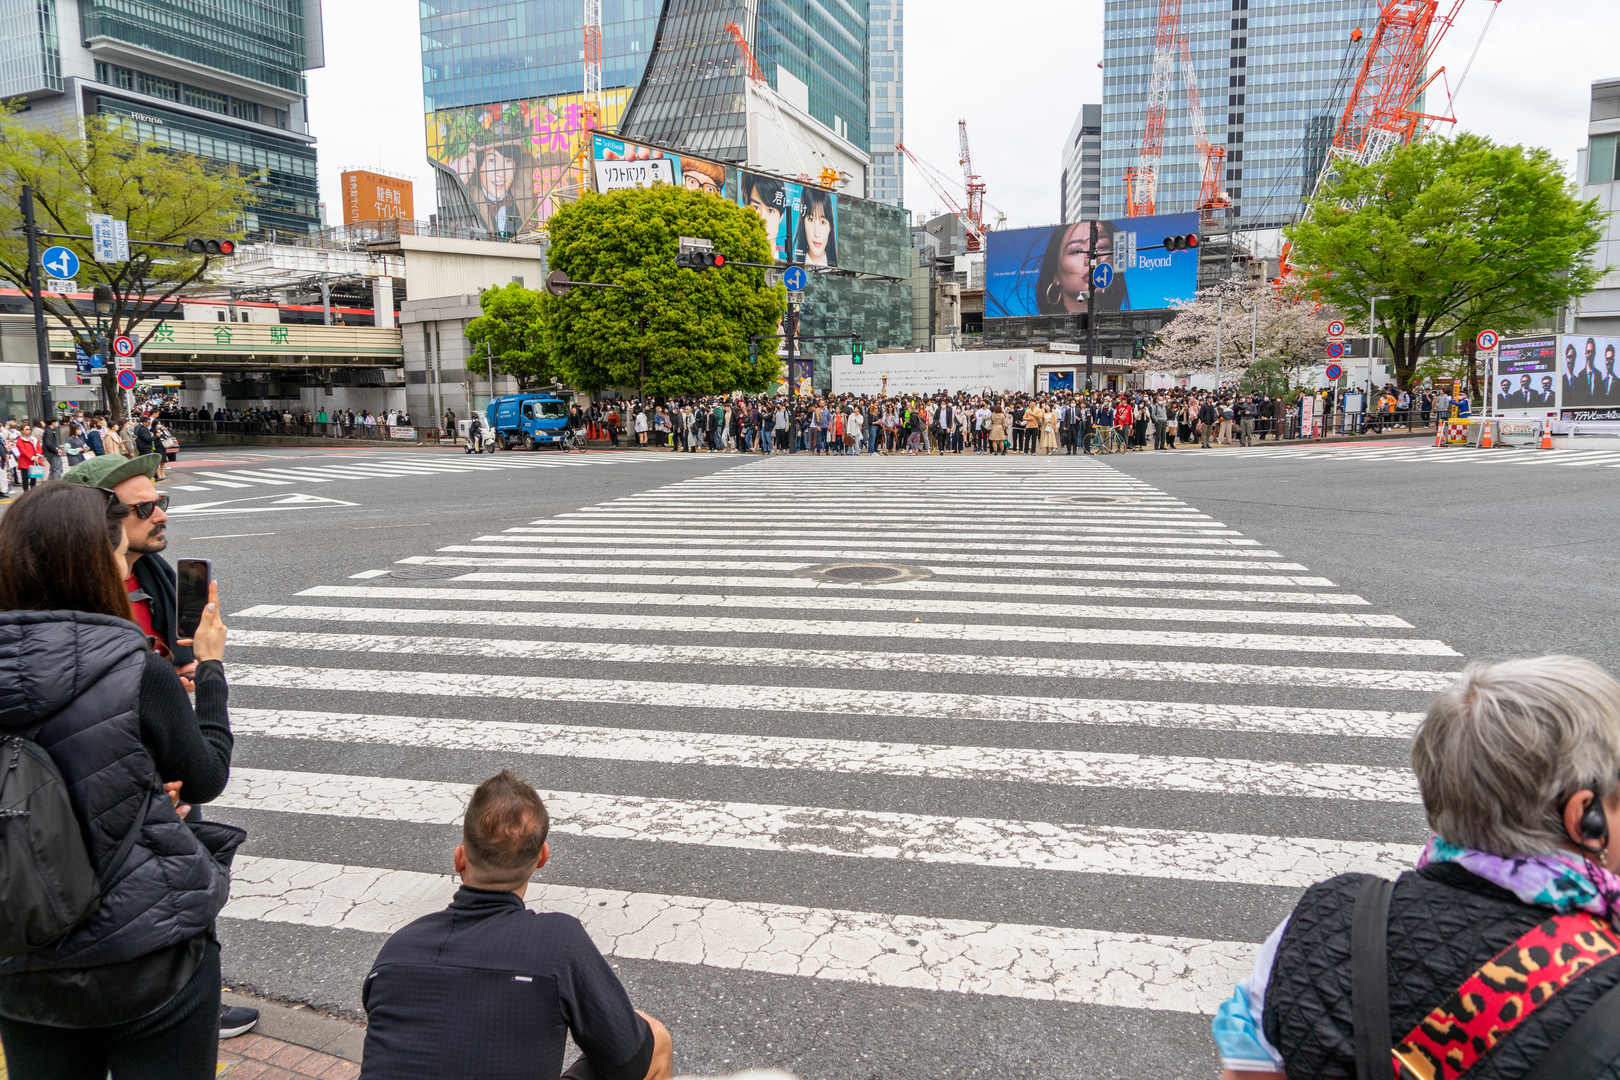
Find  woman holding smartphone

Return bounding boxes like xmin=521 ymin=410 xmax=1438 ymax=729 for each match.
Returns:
xmin=0 ymin=482 xmax=242 ymax=1080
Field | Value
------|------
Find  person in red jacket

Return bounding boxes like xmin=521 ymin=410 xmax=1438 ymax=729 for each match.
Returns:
xmin=13 ymin=424 xmax=41 ymax=492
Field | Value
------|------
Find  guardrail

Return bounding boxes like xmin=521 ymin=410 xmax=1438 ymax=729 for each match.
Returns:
xmin=159 ymin=418 xmax=449 ymax=444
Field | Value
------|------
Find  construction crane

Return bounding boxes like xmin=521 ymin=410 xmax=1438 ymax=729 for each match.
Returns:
xmin=1281 ymin=0 xmax=1494 ymax=275
xmin=582 ymin=0 xmax=604 ymax=133
xmin=1179 ymin=39 xmax=1230 ymax=229
xmin=957 ymin=120 xmax=987 ymax=243
xmin=724 ymin=20 xmax=814 ymax=182
xmin=1122 ymin=0 xmax=1183 ymax=217
xmin=896 ymin=141 xmax=984 ymax=252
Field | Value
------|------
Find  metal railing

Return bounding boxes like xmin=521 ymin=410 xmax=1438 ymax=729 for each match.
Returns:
xmin=159 ymin=418 xmax=446 ymax=443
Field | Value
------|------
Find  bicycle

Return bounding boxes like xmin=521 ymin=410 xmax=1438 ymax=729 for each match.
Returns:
xmin=1094 ymin=427 xmax=1129 ymax=454
xmin=559 ymin=427 xmax=589 ymax=453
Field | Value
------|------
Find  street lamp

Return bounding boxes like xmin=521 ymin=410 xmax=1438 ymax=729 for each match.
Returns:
xmin=1366 ymin=295 xmax=1390 ymax=394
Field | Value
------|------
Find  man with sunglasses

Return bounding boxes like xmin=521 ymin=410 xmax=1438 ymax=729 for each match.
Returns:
xmin=63 ymin=453 xmax=189 ymax=674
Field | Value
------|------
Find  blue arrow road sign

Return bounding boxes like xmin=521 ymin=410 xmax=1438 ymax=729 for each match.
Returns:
xmin=1092 ymin=262 xmax=1113 ymax=290
xmin=41 ymin=246 xmax=79 ymax=280
xmin=781 ymin=266 xmax=808 ymax=291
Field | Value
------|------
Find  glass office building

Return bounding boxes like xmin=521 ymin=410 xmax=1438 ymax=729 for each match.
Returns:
xmin=1100 ymin=0 xmax=1377 ymax=230
xmin=5 ymin=0 xmax=323 ymax=236
xmin=756 ymin=0 xmax=869 ymax=156
xmin=866 ymin=0 xmax=900 ymax=206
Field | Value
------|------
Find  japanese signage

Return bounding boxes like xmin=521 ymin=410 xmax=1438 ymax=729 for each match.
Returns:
xmin=341 ymin=170 xmax=415 ymax=224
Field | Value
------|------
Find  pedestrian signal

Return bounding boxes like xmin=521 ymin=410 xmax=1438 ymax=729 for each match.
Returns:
xmin=1162 ymin=234 xmax=1199 ymax=252
xmin=185 ymin=238 xmax=236 ymax=255
xmin=851 ymin=340 xmax=864 ymax=365
xmin=676 ymin=251 xmax=725 ymax=270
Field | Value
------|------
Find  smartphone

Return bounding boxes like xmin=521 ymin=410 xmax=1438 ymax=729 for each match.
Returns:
xmin=176 ymin=558 xmax=212 ymax=642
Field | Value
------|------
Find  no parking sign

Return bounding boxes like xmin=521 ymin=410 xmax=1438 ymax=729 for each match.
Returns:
xmin=1326 ymin=363 xmax=1344 ymax=381
xmin=116 ymin=369 xmax=137 ymax=390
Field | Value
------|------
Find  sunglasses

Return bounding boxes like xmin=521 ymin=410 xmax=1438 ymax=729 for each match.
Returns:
xmin=95 ymin=487 xmax=168 ymax=519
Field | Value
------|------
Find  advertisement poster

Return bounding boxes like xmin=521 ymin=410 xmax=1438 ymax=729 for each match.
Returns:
xmin=830 ymin=350 xmax=1034 ymax=397
xmin=1494 ymin=336 xmax=1559 ymax=415
xmin=590 ymin=134 xmax=729 ymax=199
xmin=341 ymin=169 xmax=414 ymax=224
xmin=984 ymin=212 xmax=1200 ymax=318
xmin=1559 ymin=334 xmax=1620 ymax=421
xmin=425 ymin=89 xmax=632 ymax=238
xmin=737 ymin=170 xmax=837 ymax=266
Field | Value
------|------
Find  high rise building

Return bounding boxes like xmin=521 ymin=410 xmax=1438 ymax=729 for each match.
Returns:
xmin=1061 ymin=103 xmax=1102 ymax=223
xmin=1574 ymin=76 xmax=1620 ymax=336
xmin=3 ymin=0 xmax=325 ymax=237
xmin=422 ymin=0 xmax=870 ymax=233
xmin=1100 ymin=0 xmax=1377 ymax=230
xmin=867 ymin=0 xmax=902 ymax=207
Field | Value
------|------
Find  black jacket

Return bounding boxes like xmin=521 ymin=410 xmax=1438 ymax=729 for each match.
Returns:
xmin=0 ymin=611 xmax=243 ymax=1025
xmin=1198 ymin=403 xmax=1218 ymax=425
xmin=131 ymin=552 xmax=194 ymax=667
xmin=1265 ymin=864 xmax=1620 ymax=1080
xmin=133 ymin=423 xmax=156 ymax=455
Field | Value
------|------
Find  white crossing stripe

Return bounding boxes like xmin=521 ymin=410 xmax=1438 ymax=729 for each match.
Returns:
xmin=226 ymin=628 xmax=1461 ymax=691
xmin=435 ymin=544 xmax=1310 ymax=571
xmin=225 ymin=662 xmax=1424 ymax=738
xmin=464 ymin=535 xmax=1288 ymax=558
xmin=421 ymin=570 xmax=1364 ymax=606
xmin=220 ymin=767 xmax=1421 ymax=887
xmin=507 ymin=525 xmax=1262 ymax=545
xmin=293 ymin=584 xmax=1407 ymax=627
xmin=194 ymin=470 xmax=292 ymax=486
xmin=399 ymin=554 xmax=1339 ymax=587
xmin=234 ymin=603 xmax=1459 ymax=655
xmin=223 ymin=854 xmax=1255 ymax=1013
xmin=228 ymin=708 xmax=1421 ymax=802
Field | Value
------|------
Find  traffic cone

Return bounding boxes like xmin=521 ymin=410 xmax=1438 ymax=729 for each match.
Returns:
xmin=1480 ymin=423 xmax=1493 ymax=449
xmin=1540 ymin=422 xmax=1553 ymax=450
xmin=1434 ymin=423 xmax=1444 ymax=447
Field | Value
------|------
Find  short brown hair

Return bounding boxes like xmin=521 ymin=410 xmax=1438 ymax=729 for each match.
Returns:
xmin=462 ymin=770 xmax=550 ymax=886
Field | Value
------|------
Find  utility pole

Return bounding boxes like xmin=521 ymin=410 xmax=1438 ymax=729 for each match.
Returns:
xmin=786 ymin=301 xmax=799 ymax=396
xmin=21 ymin=186 xmax=54 ymax=418
xmin=1084 ymin=219 xmax=1098 ymax=392
xmin=1214 ymin=294 xmax=1223 ymax=390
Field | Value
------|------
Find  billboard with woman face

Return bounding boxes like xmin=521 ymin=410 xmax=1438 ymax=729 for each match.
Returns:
xmin=737 ymin=170 xmax=837 ymax=267
xmin=985 ymin=212 xmax=1199 ymax=317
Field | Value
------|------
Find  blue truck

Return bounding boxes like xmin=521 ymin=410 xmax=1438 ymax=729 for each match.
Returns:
xmin=486 ymin=393 xmax=571 ymax=450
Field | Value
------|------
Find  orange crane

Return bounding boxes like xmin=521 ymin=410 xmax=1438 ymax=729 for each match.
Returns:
xmin=1179 ymin=39 xmax=1229 ymax=228
xmin=957 ymin=120 xmax=986 ymax=244
xmin=1122 ymin=0 xmax=1183 ymax=217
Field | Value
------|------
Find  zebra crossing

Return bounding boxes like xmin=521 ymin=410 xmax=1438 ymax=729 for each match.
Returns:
xmin=1188 ymin=441 xmax=1620 ymax=468
xmin=211 ymin=454 xmax=1448 ymax=1074
xmin=168 ymin=450 xmax=685 ymax=491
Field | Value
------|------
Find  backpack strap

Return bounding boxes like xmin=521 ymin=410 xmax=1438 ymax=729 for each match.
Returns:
xmin=97 ymin=783 xmax=153 ymax=895
xmin=1352 ymin=875 xmax=1396 ymax=1080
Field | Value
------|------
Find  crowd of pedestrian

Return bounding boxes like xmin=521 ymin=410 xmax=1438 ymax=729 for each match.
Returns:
xmin=154 ymin=405 xmax=414 ymax=440
xmin=590 ymin=382 xmax=1473 ymax=456
xmin=1 ymin=411 xmax=179 ymax=498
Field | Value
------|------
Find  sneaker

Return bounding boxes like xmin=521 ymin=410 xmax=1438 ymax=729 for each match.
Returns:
xmin=220 ymin=1003 xmax=260 ymax=1039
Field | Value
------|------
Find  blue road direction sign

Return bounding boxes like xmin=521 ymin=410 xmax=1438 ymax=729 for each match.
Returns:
xmin=74 ymin=344 xmax=105 ymax=376
xmin=41 ymin=246 xmax=79 ymax=280
xmin=781 ymin=266 xmax=808 ymax=292
xmin=1091 ymin=262 xmax=1113 ymax=291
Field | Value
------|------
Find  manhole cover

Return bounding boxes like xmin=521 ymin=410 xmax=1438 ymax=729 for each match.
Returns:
xmin=1047 ymin=494 xmax=1144 ymax=505
xmin=792 ymin=562 xmax=934 ymax=585
xmin=388 ymin=564 xmax=479 ymax=580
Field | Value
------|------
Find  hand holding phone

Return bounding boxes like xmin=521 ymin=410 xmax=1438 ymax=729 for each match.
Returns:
xmin=176 ymin=576 xmax=227 ymax=664
xmin=176 ymin=558 xmax=212 ymax=642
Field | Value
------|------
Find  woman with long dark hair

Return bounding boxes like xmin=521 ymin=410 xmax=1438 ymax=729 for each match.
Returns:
xmin=0 ymin=482 xmax=242 ymax=1080
xmin=793 ymin=187 xmax=838 ymax=268
xmin=1034 ymin=222 xmax=1128 ymax=315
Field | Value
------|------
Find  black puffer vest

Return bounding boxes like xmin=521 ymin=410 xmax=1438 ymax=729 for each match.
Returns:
xmin=0 ymin=610 xmax=242 ymax=974
xmin=1265 ymin=863 xmax=1620 ymax=1080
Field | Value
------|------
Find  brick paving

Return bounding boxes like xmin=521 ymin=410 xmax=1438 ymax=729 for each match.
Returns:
xmin=217 ymin=1032 xmax=360 ymax=1079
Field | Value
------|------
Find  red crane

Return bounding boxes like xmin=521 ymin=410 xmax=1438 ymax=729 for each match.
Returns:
xmin=1179 ymin=39 xmax=1229 ymax=229
xmin=896 ymin=141 xmax=983 ymax=252
xmin=958 ymin=120 xmax=986 ymax=246
xmin=1122 ymin=0 xmax=1183 ymax=217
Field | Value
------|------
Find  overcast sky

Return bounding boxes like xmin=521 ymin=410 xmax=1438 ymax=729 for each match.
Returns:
xmin=307 ymin=0 xmax=1619 ymax=230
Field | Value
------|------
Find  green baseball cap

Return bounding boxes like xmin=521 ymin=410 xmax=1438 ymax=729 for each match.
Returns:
xmin=62 ymin=453 xmax=163 ymax=489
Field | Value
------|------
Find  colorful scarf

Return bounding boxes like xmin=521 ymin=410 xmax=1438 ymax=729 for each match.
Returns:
xmin=1418 ymin=835 xmax=1620 ymax=927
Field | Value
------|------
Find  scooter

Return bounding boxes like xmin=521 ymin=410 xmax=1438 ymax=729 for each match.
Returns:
xmin=465 ymin=426 xmax=496 ymax=454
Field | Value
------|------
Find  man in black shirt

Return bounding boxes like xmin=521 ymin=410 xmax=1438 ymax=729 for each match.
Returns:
xmin=361 ymin=771 xmax=673 ymax=1080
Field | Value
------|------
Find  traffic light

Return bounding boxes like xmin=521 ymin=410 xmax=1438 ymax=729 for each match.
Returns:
xmin=748 ymin=338 xmax=759 ymax=365
xmin=1162 ymin=234 xmax=1199 ymax=252
xmin=185 ymin=238 xmax=236 ymax=255
xmin=676 ymin=250 xmax=725 ymax=270
xmin=851 ymin=338 xmax=864 ymax=365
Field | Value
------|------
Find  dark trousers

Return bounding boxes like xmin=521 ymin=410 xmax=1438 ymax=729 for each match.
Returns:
xmin=0 ymin=939 xmax=221 ymax=1080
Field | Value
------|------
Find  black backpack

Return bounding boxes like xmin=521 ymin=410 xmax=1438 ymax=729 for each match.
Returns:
xmin=0 ymin=728 xmax=149 ymax=957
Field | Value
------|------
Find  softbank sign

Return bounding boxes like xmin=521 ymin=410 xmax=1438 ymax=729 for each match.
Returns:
xmin=984 ymin=211 xmax=1199 ymax=317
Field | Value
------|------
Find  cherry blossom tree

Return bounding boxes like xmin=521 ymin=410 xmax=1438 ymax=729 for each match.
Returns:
xmin=1140 ymin=276 xmax=1341 ymax=392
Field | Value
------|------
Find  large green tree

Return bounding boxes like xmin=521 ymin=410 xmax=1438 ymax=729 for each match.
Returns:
xmin=539 ymin=184 xmax=785 ymax=396
xmin=1285 ymin=133 xmax=1602 ymax=390
xmin=464 ymin=282 xmax=550 ymax=388
xmin=0 ymin=110 xmax=253 ymax=418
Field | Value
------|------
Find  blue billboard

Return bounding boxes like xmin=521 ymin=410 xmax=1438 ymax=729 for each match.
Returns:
xmin=984 ymin=213 xmax=1201 ymax=318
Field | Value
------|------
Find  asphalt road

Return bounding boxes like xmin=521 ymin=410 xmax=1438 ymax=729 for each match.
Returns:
xmin=131 ymin=440 xmax=1612 ymax=1079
